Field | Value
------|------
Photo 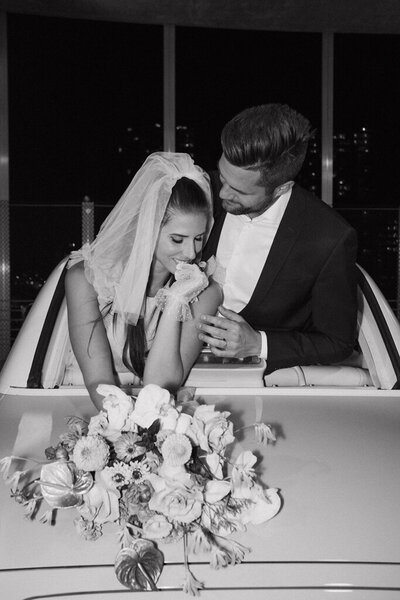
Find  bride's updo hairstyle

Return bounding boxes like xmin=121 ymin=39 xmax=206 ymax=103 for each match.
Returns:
xmin=162 ymin=176 xmax=211 ymax=225
xmin=123 ymin=175 xmax=211 ymax=379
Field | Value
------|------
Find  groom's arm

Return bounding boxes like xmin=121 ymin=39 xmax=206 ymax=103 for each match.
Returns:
xmin=198 ymin=227 xmax=358 ymax=370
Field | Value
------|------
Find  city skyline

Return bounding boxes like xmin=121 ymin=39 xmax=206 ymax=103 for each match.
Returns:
xmin=6 ymin=13 xmax=400 ymax=319
xmin=7 ymin=14 xmax=400 ymax=209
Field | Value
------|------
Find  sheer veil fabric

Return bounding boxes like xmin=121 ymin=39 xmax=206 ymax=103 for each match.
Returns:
xmin=68 ymin=152 xmax=212 ymax=326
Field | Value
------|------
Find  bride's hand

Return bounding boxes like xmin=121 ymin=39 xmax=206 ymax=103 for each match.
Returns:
xmin=154 ymin=262 xmax=209 ymax=321
xmin=170 ymin=262 xmax=209 ymax=304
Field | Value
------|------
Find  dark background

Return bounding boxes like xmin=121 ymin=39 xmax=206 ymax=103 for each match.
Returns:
xmin=6 ymin=13 xmax=400 ymax=305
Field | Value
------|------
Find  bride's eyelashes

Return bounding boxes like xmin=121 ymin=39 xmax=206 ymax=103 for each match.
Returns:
xmin=170 ymin=236 xmax=204 ymax=245
xmin=171 ymin=236 xmax=184 ymax=244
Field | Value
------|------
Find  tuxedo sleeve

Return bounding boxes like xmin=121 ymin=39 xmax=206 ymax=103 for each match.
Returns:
xmin=264 ymin=227 xmax=358 ymax=373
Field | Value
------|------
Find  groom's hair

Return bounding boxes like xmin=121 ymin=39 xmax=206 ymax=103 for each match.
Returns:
xmin=221 ymin=104 xmax=312 ymax=191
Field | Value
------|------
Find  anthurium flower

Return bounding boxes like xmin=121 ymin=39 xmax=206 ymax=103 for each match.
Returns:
xmin=238 ymin=486 xmax=281 ymax=525
xmin=40 ymin=461 xmax=94 ymax=509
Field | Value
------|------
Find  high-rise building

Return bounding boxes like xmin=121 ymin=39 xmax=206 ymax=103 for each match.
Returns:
xmin=298 ymin=133 xmax=320 ymax=196
xmin=117 ymin=122 xmax=196 ymax=186
xmin=333 ymin=127 xmax=373 ymax=205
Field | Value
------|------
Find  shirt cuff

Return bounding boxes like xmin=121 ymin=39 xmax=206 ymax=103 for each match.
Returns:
xmin=258 ymin=330 xmax=268 ymax=359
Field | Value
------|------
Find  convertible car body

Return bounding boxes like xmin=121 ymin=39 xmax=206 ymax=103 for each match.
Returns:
xmin=1 ymin=259 xmax=400 ymax=599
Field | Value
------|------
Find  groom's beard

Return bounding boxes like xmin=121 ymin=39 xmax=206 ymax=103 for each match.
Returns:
xmin=221 ymin=193 xmax=276 ymax=217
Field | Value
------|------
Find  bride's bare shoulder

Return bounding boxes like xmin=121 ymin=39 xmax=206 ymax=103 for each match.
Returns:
xmin=65 ymin=260 xmax=93 ymax=295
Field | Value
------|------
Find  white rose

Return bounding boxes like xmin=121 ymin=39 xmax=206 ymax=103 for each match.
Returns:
xmin=192 ymin=405 xmax=234 ymax=453
xmin=148 ymin=475 xmax=203 ymax=524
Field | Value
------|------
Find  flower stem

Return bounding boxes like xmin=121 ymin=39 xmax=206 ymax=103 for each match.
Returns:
xmin=184 ymin=532 xmax=189 ymax=569
xmin=8 ymin=455 xmax=48 ymax=466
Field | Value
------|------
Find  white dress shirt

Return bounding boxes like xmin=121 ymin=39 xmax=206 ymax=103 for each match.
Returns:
xmin=216 ymin=188 xmax=292 ymax=359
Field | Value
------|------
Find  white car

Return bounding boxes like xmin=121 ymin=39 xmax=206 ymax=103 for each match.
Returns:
xmin=1 ymin=259 xmax=400 ymax=599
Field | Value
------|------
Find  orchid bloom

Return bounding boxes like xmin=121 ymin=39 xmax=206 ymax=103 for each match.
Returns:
xmin=131 ymin=384 xmax=179 ymax=430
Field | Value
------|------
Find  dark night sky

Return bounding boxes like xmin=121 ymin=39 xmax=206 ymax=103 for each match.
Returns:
xmin=6 ymin=13 xmax=400 ymax=280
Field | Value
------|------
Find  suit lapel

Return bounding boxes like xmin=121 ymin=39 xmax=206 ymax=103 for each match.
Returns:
xmin=203 ymin=172 xmax=225 ymax=261
xmin=203 ymin=210 xmax=226 ymax=260
xmin=245 ymin=186 xmax=306 ymax=307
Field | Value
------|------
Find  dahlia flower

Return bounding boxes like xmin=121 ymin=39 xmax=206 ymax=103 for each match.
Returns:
xmin=72 ymin=435 xmax=110 ymax=472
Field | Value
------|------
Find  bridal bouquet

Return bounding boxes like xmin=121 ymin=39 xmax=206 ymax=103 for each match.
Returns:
xmin=0 ymin=384 xmax=281 ymax=595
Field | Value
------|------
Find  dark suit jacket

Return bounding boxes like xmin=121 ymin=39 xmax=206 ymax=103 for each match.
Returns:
xmin=203 ymin=177 xmax=358 ymax=373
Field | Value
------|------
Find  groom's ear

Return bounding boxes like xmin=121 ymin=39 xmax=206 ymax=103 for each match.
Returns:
xmin=273 ymin=180 xmax=294 ymax=199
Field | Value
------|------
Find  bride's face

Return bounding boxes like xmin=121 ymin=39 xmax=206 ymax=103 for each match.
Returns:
xmin=153 ymin=210 xmax=208 ymax=276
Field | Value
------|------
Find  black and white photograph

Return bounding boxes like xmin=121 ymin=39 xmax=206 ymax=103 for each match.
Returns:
xmin=0 ymin=2 xmax=400 ymax=598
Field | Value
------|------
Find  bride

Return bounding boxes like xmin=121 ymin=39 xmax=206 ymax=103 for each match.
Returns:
xmin=65 ymin=152 xmax=222 ymax=410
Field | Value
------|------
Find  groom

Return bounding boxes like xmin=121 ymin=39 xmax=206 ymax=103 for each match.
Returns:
xmin=199 ymin=104 xmax=358 ymax=374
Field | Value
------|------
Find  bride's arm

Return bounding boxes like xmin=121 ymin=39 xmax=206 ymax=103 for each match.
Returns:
xmin=143 ymin=279 xmax=222 ymax=391
xmin=65 ymin=262 xmax=116 ymax=410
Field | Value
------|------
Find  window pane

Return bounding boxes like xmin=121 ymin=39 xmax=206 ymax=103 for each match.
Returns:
xmin=176 ymin=27 xmax=322 ymax=195
xmin=8 ymin=14 xmax=163 ymax=326
xmin=334 ymin=34 xmax=400 ymax=306
xmin=8 ymin=14 xmax=163 ymax=208
xmin=334 ymin=34 xmax=400 ymax=208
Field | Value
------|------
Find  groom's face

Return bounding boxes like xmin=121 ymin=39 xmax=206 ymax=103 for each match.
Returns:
xmin=218 ymin=154 xmax=274 ymax=219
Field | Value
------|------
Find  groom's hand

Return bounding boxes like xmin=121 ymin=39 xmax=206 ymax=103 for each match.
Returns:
xmin=197 ymin=305 xmax=262 ymax=358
